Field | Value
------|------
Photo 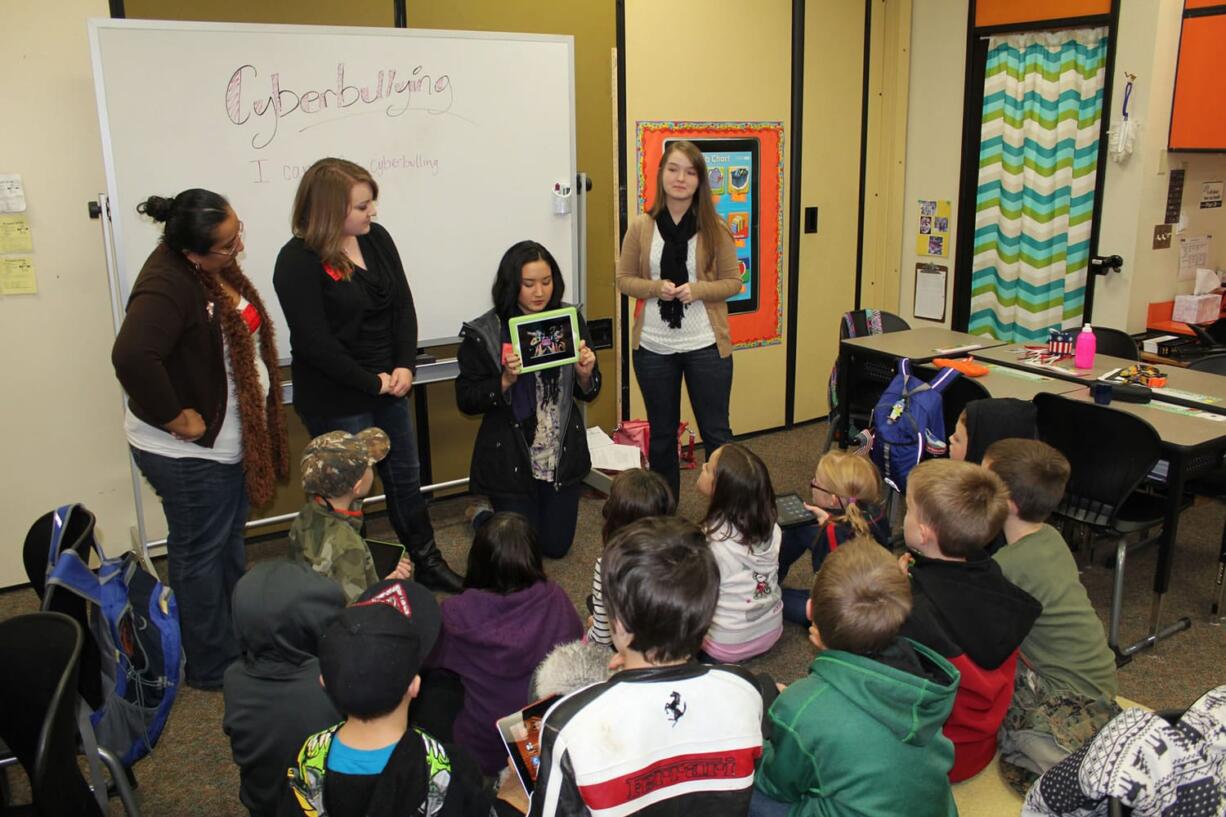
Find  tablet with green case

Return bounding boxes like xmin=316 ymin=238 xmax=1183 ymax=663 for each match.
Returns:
xmin=508 ymin=306 xmax=580 ymax=374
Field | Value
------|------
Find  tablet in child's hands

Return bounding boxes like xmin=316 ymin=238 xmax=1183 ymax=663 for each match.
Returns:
xmin=776 ymin=492 xmax=818 ymax=529
xmin=497 ymin=695 xmax=560 ymax=795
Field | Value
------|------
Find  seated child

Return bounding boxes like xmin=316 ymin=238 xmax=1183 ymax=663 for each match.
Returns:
xmin=898 ymin=459 xmax=1041 ymax=782
xmin=428 ymin=513 xmax=583 ymax=775
xmin=982 ymin=438 xmax=1121 ymax=789
xmin=697 ymin=443 xmax=784 ymax=662
xmin=778 ymin=449 xmax=889 ymax=624
xmin=288 ymin=429 xmax=413 ymax=602
xmin=223 ymin=561 xmax=344 ymax=817
xmin=586 ymin=468 xmax=675 ymax=646
xmin=754 ymin=540 xmax=959 ymax=817
xmin=529 ymin=516 xmax=768 ymax=817
xmin=948 ymin=398 xmax=1037 ymax=464
xmin=280 ymin=580 xmax=520 ymax=817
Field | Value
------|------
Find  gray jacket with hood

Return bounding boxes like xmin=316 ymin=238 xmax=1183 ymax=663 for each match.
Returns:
xmin=223 ymin=561 xmax=345 ymax=817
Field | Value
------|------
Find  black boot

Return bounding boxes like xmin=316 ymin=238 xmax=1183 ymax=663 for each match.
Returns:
xmin=404 ymin=509 xmax=464 ymax=593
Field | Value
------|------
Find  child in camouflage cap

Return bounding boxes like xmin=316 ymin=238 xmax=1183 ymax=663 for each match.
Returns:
xmin=288 ymin=428 xmax=414 ymax=602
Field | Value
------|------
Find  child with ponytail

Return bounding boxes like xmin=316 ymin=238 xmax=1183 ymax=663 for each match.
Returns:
xmin=779 ymin=450 xmax=889 ymax=624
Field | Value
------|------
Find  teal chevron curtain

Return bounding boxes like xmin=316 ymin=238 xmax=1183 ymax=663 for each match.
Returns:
xmin=968 ymin=28 xmax=1108 ymax=342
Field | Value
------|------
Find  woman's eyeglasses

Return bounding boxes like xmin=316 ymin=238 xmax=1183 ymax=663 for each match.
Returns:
xmin=209 ymin=221 xmax=245 ymax=257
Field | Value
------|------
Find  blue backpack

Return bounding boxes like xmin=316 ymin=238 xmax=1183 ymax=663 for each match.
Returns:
xmin=870 ymin=359 xmax=960 ymax=493
xmin=42 ymin=503 xmax=183 ymax=767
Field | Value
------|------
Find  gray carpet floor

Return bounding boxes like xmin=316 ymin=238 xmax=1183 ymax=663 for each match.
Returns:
xmin=1 ymin=421 xmax=1222 ymax=815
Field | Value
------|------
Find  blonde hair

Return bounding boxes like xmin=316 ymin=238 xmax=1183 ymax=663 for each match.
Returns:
xmin=290 ymin=157 xmax=379 ymax=280
xmin=815 ymin=450 xmax=882 ymax=539
xmin=810 ymin=538 xmax=911 ymax=654
xmin=648 ymin=141 xmax=726 ymax=267
xmin=907 ymin=460 xmax=1008 ymax=558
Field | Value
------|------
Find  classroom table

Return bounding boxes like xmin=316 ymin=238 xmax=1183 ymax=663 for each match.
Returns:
xmin=836 ymin=329 xmax=1009 ymax=441
xmin=837 ymin=329 xmax=1226 ymax=659
xmin=974 ymin=343 xmax=1226 ymax=416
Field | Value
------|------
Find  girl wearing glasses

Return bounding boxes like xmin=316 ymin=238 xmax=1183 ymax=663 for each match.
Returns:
xmin=112 ymin=188 xmax=288 ymax=689
xmin=273 ymin=157 xmax=462 ymax=593
xmin=778 ymin=449 xmax=889 ymax=624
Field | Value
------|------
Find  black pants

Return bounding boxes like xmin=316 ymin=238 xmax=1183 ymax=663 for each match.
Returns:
xmin=491 ymin=479 xmax=582 ymax=559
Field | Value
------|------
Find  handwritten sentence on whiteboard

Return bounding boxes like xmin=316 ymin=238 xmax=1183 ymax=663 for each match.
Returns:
xmin=225 ymin=63 xmax=455 ymax=149
xmin=249 ymin=154 xmax=441 ymax=183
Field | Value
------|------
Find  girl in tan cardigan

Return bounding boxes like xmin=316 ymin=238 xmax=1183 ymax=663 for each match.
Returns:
xmin=616 ymin=140 xmax=742 ymax=497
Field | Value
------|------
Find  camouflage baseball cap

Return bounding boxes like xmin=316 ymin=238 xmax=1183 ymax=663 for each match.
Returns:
xmin=301 ymin=428 xmax=390 ymax=497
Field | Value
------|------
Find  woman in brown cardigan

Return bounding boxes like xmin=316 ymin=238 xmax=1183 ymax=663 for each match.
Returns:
xmin=615 ymin=140 xmax=742 ymax=498
xmin=112 ymin=189 xmax=288 ymax=689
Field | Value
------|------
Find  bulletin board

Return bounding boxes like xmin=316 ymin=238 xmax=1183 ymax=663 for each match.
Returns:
xmin=637 ymin=121 xmax=784 ymax=348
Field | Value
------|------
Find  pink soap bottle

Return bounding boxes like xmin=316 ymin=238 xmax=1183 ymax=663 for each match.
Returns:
xmin=1074 ymin=324 xmax=1097 ymax=369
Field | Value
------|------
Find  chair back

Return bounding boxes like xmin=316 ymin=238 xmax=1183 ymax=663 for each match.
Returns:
xmin=1092 ymin=327 xmax=1139 ymax=361
xmin=22 ymin=506 xmax=104 ymax=709
xmin=1034 ymin=393 xmax=1162 ymax=528
xmin=0 ymin=612 xmax=103 ymax=817
xmin=1188 ymin=354 xmax=1226 ymax=376
xmin=915 ymin=364 xmax=991 ymax=435
xmin=837 ymin=309 xmax=910 ymax=341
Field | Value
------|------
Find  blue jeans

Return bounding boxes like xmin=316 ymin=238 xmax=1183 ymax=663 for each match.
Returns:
xmin=131 ymin=448 xmax=247 ymax=687
xmin=748 ymin=789 xmax=792 ymax=817
xmin=633 ymin=344 xmax=733 ymax=498
xmin=491 ymin=479 xmax=581 ymax=559
xmin=299 ymin=396 xmax=433 ymax=550
xmin=779 ymin=523 xmax=822 ymax=625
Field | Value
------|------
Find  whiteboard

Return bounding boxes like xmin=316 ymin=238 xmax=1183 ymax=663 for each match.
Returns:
xmin=88 ymin=19 xmax=578 ymax=349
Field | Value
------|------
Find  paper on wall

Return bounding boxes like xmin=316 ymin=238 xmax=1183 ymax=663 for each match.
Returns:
xmin=1194 ymin=267 xmax=1221 ymax=295
xmin=0 ymin=175 xmax=26 ymax=213
xmin=1178 ymin=235 xmax=1211 ymax=281
xmin=0 ymin=214 xmax=33 ymax=253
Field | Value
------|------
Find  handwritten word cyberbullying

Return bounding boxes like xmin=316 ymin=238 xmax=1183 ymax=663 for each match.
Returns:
xmin=226 ymin=63 xmax=454 ymax=149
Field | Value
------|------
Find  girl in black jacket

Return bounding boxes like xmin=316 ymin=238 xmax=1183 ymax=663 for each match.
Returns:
xmin=456 ymin=241 xmax=601 ymax=558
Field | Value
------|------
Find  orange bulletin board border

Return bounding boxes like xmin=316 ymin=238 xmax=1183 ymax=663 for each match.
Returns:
xmin=637 ymin=121 xmax=784 ymax=349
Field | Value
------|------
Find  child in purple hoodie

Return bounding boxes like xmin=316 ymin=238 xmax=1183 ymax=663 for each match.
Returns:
xmin=428 ymin=512 xmax=583 ymax=774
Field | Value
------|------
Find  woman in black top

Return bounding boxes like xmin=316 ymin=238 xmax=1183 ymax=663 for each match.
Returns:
xmin=456 ymin=241 xmax=600 ymax=558
xmin=273 ymin=158 xmax=462 ymax=592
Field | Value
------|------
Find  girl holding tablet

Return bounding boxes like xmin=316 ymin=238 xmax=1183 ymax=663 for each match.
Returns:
xmin=456 ymin=241 xmax=600 ymax=559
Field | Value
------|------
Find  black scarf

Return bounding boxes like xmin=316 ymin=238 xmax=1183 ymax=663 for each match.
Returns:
xmin=655 ymin=206 xmax=697 ymax=329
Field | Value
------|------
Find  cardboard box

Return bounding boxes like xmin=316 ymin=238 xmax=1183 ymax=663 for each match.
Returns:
xmin=1172 ymin=293 xmax=1222 ymax=324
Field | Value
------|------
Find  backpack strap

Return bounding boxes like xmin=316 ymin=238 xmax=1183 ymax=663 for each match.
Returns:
xmin=76 ymin=699 xmax=108 ymax=813
xmin=45 ymin=504 xmax=77 ymax=587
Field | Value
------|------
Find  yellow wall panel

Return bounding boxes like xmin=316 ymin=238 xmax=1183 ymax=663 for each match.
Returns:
xmin=123 ymin=0 xmax=393 ymax=25
xmin=624 ymin=0 xmax=792 ymax=437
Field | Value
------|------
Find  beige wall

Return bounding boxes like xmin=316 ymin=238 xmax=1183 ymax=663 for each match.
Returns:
xmin=624 ymin=0 xmax=793 ymax=437
xmin=792 ymin=1 xmax=876 ymax=421
xmin=1 ymin=0 xmax=131 ymax=585
xmin=896 ymin=0 xmax=967 ymax=328
xmin=1094 ymin=0 xmax=1226 ymax=332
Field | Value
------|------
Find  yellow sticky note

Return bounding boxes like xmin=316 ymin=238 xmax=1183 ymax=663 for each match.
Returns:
xmin=1 ymin=257 xmax=37 ymax=295
xmin=0 ymin=214 xmax=33 ymax=254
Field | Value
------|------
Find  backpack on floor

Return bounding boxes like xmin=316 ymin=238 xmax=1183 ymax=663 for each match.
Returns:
xmin=42 ymin=503 xmax=183 ymax=767
xmin=870 ymin=359 xmax=960 ymax=493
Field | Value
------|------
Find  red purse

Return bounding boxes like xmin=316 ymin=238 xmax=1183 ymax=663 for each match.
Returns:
xmin=612 ymin=420 xmax=697 ymax=469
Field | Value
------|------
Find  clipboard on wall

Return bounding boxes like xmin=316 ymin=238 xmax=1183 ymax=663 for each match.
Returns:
xmin=914 ymin=262 xmax=948 ymax=322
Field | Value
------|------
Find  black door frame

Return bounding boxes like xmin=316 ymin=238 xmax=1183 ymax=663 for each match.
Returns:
xmin=949 ymin=2 xmax=1121 ymax=331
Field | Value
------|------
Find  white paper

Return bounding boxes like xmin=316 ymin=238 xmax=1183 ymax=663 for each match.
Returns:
xmin=1178 ymin=235 xmax=1211 ymax=281
xmin=0 ymin=175 xmax=26 ymax=213
xmin=914 ymin=265 xmax=947 ymax=321
xmin=586 ymin=426 xmax=642 ymax=471
xmin=1194 ymin=267 xmax=1221 ymax=295
xmin=1142 ymin=334 xmax=1178 ymax=354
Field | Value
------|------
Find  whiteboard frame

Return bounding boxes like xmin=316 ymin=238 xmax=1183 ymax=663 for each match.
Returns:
xmin=87 ymin=17 xmax=582 ymax=354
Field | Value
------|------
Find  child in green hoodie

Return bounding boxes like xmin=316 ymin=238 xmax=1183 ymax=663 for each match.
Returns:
xmin=752 ymin=539 xmax=960 ymax=817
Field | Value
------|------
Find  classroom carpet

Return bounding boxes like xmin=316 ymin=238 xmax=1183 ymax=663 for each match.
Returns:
xmin=0 ymin=422 xmax=1221 ymax=816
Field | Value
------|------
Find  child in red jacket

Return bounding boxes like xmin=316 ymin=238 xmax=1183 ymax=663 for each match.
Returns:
xmin=898 ymin=459 xmax=1041 ymax=781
